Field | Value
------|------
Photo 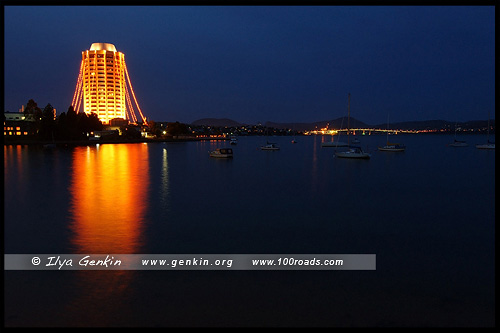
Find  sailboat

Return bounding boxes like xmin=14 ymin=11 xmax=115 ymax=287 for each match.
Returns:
xmin=335 ymin=93 xmax=371 ymax=159
xmin=260 ymin=127 xmax=280 ymax=150
xmin=378 ymin=114 xmax=406 ymax=152
xmin=448 ymin=121 xmax=468 ymax=147
xmin=260 ymin=141 xmax=280 ymax=150
xmin=476 ymin=112 xmax=495 ymax=149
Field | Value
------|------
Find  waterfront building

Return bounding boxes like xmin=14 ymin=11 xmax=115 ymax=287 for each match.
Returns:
xmin=3 ymin=111 xmax=37 ymax=137
xmin=72 ymin=43 xmax=147 ymax=125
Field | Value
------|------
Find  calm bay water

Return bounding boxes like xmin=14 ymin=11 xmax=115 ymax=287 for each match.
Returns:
xmin=4 ymin=134 xmax=495 ymax=327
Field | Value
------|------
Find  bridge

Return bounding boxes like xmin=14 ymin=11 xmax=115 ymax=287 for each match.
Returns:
xmin=306 ymin=128 xmax=419 ymax=135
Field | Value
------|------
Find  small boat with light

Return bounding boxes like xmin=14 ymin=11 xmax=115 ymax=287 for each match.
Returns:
xmin=378 ymin=113 xmax=405 ymax=152
xmin=260 ymin=142 xmax=280 ymax=150
xmin=334 ymin=93 xmax=371 ymax=159
xmin=209 ymin=148 xmax=233 ymax=158
xmin=378 ymin=142 xmax=406 ymax=152
xmin=448 ymin=139 xmax=468 ymax=147
xmin=476 ymin=111 xmax=494 ymax=149
xmin=476 ymin=141 xmax=495 ymax=149
xmin=448 ymin=122 xmax=468 ymax=147
xmin=335 ymin=146 xmax=371 ymax=159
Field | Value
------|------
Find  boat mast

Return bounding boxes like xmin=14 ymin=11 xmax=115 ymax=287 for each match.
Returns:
xmin=347 ymin=93 xmax=350 ymax=146
xmin=487 ymin=110 xmax=490 ymax=142
xmin=386 ymin=113 xmax=390 ymax=145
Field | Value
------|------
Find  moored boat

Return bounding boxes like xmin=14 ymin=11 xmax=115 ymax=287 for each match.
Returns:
xmin=448 ymin=121 xmax=468 ymax=147
xmin=209 ymin=148 xmax=233 ymax=158
xmin=378 ymin=113 xmax=405 ymax=152
xmin=260 ymin=142 xmax=280 ymax=150
xmin=476 ymin=141 xmax=495 ymax=149
xmin=378 ymin=142 xmax=406 ymax=152
xmin=335 ymin=146 xmax=371 ymax=159
xmin=334 ymin=93 xmax=371 ymax=159
xmin=449 ymin=139 xmax=468 ymax=147
xmin=476 ymin=112 xmax=495 ymax=149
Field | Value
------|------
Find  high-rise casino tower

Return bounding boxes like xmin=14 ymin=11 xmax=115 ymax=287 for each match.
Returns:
xmin=71 ymin=43 xmax=146 ymax=125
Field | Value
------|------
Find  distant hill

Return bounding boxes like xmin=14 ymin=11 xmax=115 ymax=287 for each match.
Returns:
xmin=191 ymin=118 xmax=243 ymax=127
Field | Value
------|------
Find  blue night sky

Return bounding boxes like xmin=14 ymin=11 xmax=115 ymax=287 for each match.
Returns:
xmin=3 ymin=5 xmax=495 ymax=125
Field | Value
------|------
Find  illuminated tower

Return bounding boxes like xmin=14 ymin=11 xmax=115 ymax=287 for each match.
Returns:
xmin=71 ymin=42 xmax=147 ymax=125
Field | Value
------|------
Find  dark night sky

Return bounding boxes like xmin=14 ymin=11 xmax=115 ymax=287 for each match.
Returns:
xmin=3 ymin=5 xmax=495 ymax=125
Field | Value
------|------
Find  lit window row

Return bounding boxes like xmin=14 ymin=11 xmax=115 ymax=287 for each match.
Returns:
xmin=4 ymin=131 xmax=28 ymax=136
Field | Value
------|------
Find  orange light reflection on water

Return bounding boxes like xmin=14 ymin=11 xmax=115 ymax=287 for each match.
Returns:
xmin=3 ymin=145 xmax=24 ymax=179
xmin=69 ymin=144 xmax=150 ymax=254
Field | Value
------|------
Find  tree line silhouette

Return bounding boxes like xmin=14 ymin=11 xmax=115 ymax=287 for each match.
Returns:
xmin=22 ymin=99 xmax=104 ymax=141
xmin=8 ymin=99 xmax=193 ymax=142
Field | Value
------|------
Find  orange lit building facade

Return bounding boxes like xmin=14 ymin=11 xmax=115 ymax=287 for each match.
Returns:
xmin=72 ymin=42 xmax=147 ymax=125
xmin=82 ymin=43 xmax=126 ymax=124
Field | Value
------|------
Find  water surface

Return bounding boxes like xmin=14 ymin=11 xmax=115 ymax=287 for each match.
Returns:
xmin=4 ymin=134 xmax=495 ymax=327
